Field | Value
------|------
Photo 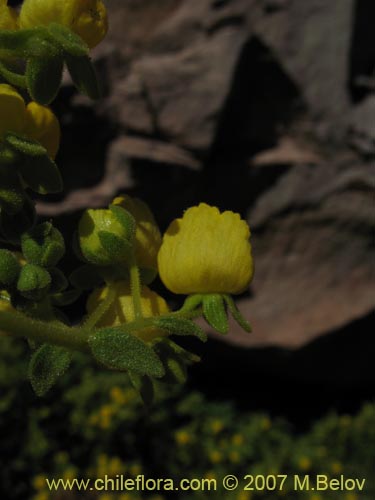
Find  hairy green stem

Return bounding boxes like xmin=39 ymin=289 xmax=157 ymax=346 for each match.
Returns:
xmin=84 ymin=285 xmax=116 ymax=329
xmin=0 ymin=62 xmax=26 ymax=88
xmin=129 ymin=257 xmax=143 ymax=320
xmin=0 ymin=310 xmax=90 ymax=352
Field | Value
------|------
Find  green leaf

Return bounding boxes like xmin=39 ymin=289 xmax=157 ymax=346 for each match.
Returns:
xmin=89 ymin=328 xmax=165 ymax=378
xmin=0 ymin=164 xmax=25 ymax=214
xmin=29 ymin=344 xmax=72 ymax=396
xmin=5 ymin=133 xmax=47 ymax=157
xmin=202 ymin=294 xmax=228 ymax=334
xmin=48 ymin=23 xmax=89 ymax=57
xmin=154 ymin=317 xmax=207 ymax=342
xmin=0 ymin=249 xmax=21 ymax=288
xmin=128 ymin=372 xmax=154 ymax=407
xmin=26 ymin=55 xmax=64 ymax=105
xmin=65 ymin=54 xmax=101 ymax=100
xmin=19 ymin=155 xmax=63 ymax=194
xmin=224 ymin=295 xmax=252 ymax=333
xmin=21 ymin=222 xmax=65 ymax=268
xmin=0 ymin=61 xmax=27 ymax=89
xmin=17 ymin=264 xmax=51 ymax=301
xmin=154 ymin=341 xmax=188 ymax=384
xmin=162 ymin=339 xmax=201 ymax=364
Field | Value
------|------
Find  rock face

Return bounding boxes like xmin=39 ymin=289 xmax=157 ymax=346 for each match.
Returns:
xmin=41 ymin=0 xmax=374 ymax=349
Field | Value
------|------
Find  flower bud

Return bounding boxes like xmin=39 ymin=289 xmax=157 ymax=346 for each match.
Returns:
xmin=112 ymin=195 xmax=162 ymax=277
xmin=0 ymin=249 xmax=21 ymax=288
xmin=19 ymin=0 xmax=108 ymax=49
xmin=78 ymin=207 xmax=136 ymax=267
xmin=21 ymin=222 xmax=65 ymax=268
xmin=17 ymin=263 xmax=51 ymax=300
xmin=0 ymin=84 xmax=26 ymax=139
xmin=23 ymin=102 xmax=60 ymax=159
xmin=0 ymin=1 xmax=18 ymax=31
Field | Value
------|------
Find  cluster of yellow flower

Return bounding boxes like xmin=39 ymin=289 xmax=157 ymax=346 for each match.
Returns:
xmin=0 ymin=0 xmax=108 ymax=48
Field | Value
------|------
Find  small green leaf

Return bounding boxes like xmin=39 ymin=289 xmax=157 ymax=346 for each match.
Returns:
xmin=154 ymin=341 xmax=188 ymax=384
xmin=162 ymin=339 xmax=201 ymax=364
xmin=224 ymin=295 xmax=252 ymax=333
xmin=65 ymin=54 xmax=101 ymax=100
xmin=5 ymin=133 xmax=47 ymax=157
xmin=21 ymin=222 xmax=65 ymax=268
xmin=26 ymin=55 xmax=64 ymax=105
xmin=48 ymin=23 xmax=89 ymax=57
xmin=29 ymin=344 xmax=72 ymax=396
xmin=154 ymin=317 xmax=207 ymax=342
xmin=17 ymin=264 xmax=51 ymax=301
xmin=89 ymin=328 xmax=165 ymax=378
xmin=0 ymin=249 xmax=21 ymax=288
xmin=19 ymin=155 xmax=63 ymax=194
xmin=202 ymin=294 xmax=228 ymax=334
xmin=0 ymin=164 xmax=25 ymax=214
xmin=128 ymin=372 xmax=154 ymax=407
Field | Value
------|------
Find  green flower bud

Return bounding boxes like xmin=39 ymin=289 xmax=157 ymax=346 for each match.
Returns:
xmin=0 ymin=250 xmax=20 ymax=288
xmin=78 ymin=207 xmax=136 ymax=267
xmin=17 ymin=263 xmax=51 ymax=301
xmin=21 ymin=222 xmax=65 ymax=268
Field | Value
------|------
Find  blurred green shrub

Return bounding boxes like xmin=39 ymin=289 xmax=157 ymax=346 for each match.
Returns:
xmin=0 ymin=335 xmax=374 ymax=500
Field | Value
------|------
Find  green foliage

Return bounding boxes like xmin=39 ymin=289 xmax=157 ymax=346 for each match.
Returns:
xmin=17 ymin=263 xmax=51 ymax=300
xmin=0 ymin=336 xmax=374 ymax=500
xmin=29 ymin=344 xmax=72 ymax=396
xmin=203 ymin=294 xmax=229 ymax=334
xmin=21 ymin=222 xmax=65 ymax=268
xmin=0 ymin=249 xmax=20 ymax=288
xmin=89 ymin=327 xmax=165 ymax=378
xmin=155 ymin=317 xmax=207 ymax=342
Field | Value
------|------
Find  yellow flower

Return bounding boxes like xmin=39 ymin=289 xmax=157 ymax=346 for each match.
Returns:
xmin=0 ymin=0 xmax=18 ymax=31
xmin=298 ymin=457 xmax=311 ymax=471
xmin=210 ymin=419 xmax=224 ymax=434
xmin=232 ymin=433 xmax=244 ymax=446
xmin=32 ymin=474 xmax=46 ymax=491
xmin=112 ymin=195 xmax=162 ymax=275
xmin=158 ymin=203 xmax=253 ymax=294
xmin=23 ymin=102 xmax=60 ymax=159
xmin=19 ymin=0 xmax=108 ymax=49
xmin=0 ymin=84 xmax=26 ymax=138
xmin=175 ymin=430 xmax=191 ymax=446
xmin=209 ymin=450 xmax=223 ymax=464
xmin=86 ymin=281 xmax=169 ymax=342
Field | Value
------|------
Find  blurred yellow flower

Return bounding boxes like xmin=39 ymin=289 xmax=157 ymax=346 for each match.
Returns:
xmin=331 ymin=461 xmax=343 ymax=474
xmin=0 ymin=84 xmax=26 ymax=138
xmin=32 ymin=474 xmax=46 ymax=491
xmin=112 ymin=195 xmax=162 ymax=274
xmin=175 ymin=430 xmax=191 ymax=445
xmin=232 ymin=433 xmax=244 ymax=446
xmin=0 ymin=0 xmax=18 ymax=30
xmin=19 ymin=0 xmax=108 ymax=49
xmin=23 ymin=102 xmax=60 ymax=159
xmin=86 ymin=281 xmax=169 ymax=342
xmin=298 ymin=456 xmax=312 ymax=471
xmin=210 ymin=419 xmax=224 ymax=434
xmin=208 ymin=450 xmax=223 ymax=464
xmin=0 ymin=85 xmax=60 ymax=158
xmin=158 ymin=203 xmax=253 ymax=294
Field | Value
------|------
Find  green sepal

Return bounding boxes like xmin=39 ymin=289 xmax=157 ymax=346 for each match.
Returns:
xmin=17 ymin=264 xmax=51 ymax=301
xmin=154 ymin=340 xmax=188 ymax=384
xmin=181 ymin=294 xmax=203 ymax=311
xmin=0 ymin=197 xmax=36 ymax=244
xmin=163 ymin=339 xmax=201 ymax=364
xmin=50 ymin=289 xmax=82 ymax=306
xmin=0 ymin=164 xmax=25 ymax=214
xmin=202 ymin=294 xmax=228 ymax=334
xmin=5 ymin=133 xmax=47 ymax=157
xmin=128 ymin=372 xmax=155 ymax=407
xmin=48 ymin=23 xmax=89 ymax=57
xmin=0 ymin=61 xmax=27 ymax=89
xmin=223 ymin=295 xmax=252 ymax=333
xmin=153 ymin=317 xmax=207 ymax=342
xmin=26 ymin=54 xmax=64 ymax=105
xmin=89 ymin=327 xmax=165 ymax=378
xmin=18 ymin=155 xmax=63 ymax=194
xmin=65 ymin=54 xmax=101 ymax=100
xmin=97 ymin=231 xmax=132 ymax=262
xmin=0 ymin=249 xmax=21 ymax=288
xmin=69 ymin=264 xmax=103 ymax=290
xmin=0 ymin=28 xmax=43 ymax=56
xmin=0 ymin=144 xmax=21 ymax=165
xmin=21 ymin=222 xmax=65 ymax=268
xmin=109 ymin=205 xmax=136 ymax=241
xmin=29 ymin=344 xmax=72 ymax=396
